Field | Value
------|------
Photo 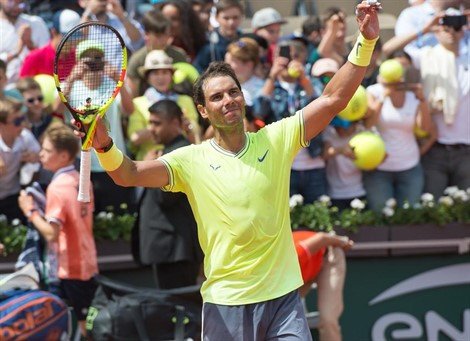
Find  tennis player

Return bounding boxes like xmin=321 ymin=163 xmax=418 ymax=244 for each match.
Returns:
xmin=76 ymin=2 xmax=380 ymax=339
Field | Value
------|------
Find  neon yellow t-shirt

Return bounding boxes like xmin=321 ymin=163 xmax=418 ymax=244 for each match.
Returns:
xmin=160 ymin=111 xmax=308 ymax=305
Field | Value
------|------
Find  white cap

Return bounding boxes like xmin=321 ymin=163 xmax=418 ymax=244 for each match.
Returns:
xmin=52 ymin=9 xmax=81 ymax=35
xmin=251 ymin=7 xmax=286 ymax=29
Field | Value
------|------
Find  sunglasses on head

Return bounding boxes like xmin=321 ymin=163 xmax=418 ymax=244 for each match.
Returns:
xmin=25 ymin=95 xmax=44 ymax=104
xmin=12 ymin=115 xmax=26 ymax=127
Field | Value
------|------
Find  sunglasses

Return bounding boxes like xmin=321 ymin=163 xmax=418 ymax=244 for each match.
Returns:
xmin=11 ymin=115 xmax=26 ymax=127
xmin=25 ymin=95 xmax=44 ymax=104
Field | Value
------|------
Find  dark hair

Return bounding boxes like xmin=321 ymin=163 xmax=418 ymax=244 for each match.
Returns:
xmin=16 ymin=77 xmax=41 ymax=94
xmin=43 ymin=122 xmax=79 ymax=159
xmin=215 ymin=0 xmax=243 ymax=15
xmin=389 ymin=49 xmax=412 ymax=63
xmin=321 ymin=6 xmax=345 ymax=25
xmin=148 ymin=99 xmax=183 ymax=124
xmin=0 ymin=59 xmax=6 ymax=73
xmin=302 ymin=16 xmax=322 ymax=36
xmin=156 ymin=0 xmax=207 ymax=56
xmin=240 ymin=32 xmax=268 ymax=49
xmin=0 ymin=98 xmax=23 ymax=123
xmin=193 ymin=61 xmax=241 ymax=106
xmin=142 ymin=8 xmax=171 ymax=34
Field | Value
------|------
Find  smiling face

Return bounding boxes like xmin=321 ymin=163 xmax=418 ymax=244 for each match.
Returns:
xmin=197 ymin=75 xmax=245 ymax=129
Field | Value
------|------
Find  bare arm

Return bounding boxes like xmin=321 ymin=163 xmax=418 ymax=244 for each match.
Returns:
xmin=382 ymin=13 xmax=442 ymax=57
xmin=303 ymin=2 xmax=380 ymax=141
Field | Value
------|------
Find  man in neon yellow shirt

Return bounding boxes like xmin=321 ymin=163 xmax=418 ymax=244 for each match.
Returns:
xmin=78 ymin=2 xmax=381 ymax=339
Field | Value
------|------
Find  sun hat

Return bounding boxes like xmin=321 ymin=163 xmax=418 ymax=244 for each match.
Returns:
xmin=138 ymin=50 xmax=174 ymax=77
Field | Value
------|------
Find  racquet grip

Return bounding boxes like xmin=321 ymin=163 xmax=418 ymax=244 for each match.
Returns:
xmin=78 ymin=149 xmax=92 ymax=202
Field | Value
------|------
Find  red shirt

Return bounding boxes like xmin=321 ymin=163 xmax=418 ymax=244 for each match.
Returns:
xmin=19 ymin=42 xmax=75 ymax=78
xmin=293 ymin=230 xmax=325 ymax=283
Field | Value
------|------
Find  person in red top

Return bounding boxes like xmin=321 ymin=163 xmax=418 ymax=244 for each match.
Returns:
xmin=18 ymin=122 xmax=97 ymax=337
xmin=19 ymin=9 xmax=80 ymax=78
xmin=293 ymin=230 xmax=353 ymax=341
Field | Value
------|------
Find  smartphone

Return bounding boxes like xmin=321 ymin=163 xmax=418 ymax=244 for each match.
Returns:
xmin=279 ymin=45 xmax=291 ymax=61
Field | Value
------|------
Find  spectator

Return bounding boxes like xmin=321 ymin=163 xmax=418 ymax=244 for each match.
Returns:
xmin=16 ymin=77 xmax=56 ymax=140
xmin=129 ymin=50 xmax=201 ymax=160
xmin=224 ymin=37 xmax=264 ymax=105
xmin=134 ymin=100 xmax=203 ymax=289
xmin=127 ymin=8 xmax=189 ymax=97
xmin=193 ymin=0 xmax=244 ymax=72
xmin=79 ymin=0 xmax=144 ymax=53
xmin=364 ymin=59 xmax=432 ymax=211
xmin=240 ymin=32 xmax=270 ymax=79
xmin=317 ymin=7 xmax=348 ymax=66
xmin=19 ymin=9 xmax=81 ymax=78
xmin=323 ymin=117 xmax=366 ymax=210
xmin=0 ymin=98 xmax=40 ymax=223
xmin=0 ymin=0 xmax=51 ymax=89
xmin=156 ymin=0 xmax=207 ymax=60
xmin=18 ymin=122 xmax=98 ymax=338
xmin=76 ymin=3 xmax=379 ymax=336
xmin=251 ymin=7 xmax=286 ymax=68
xmin=380 ymin=7 xmax=470 ymax=197
xmin=293 ymin=230 xmax=353 ymax=341
xmin=394 ymin=0 xmax=467 ymax=55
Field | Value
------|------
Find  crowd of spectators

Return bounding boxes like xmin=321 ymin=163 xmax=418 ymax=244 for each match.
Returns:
xmin=0 ymin=0 xmax=469 ymax=339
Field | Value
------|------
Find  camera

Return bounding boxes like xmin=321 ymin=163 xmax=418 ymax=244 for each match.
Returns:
xmin=82 ymin=56 xmax=105 ymax=72
xmin=440 ymin=15 xmax=467 ymax=30
xmin=279 ymin=45 xmax=291 ymax=62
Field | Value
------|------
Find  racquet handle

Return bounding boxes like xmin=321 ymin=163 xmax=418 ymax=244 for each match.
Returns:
xmin=78 ymin=149 xmax=92 ymax=202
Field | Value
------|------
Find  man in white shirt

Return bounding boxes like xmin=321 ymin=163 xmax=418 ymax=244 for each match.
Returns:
xmin=0 ymin=0 xmax=50 ymax=89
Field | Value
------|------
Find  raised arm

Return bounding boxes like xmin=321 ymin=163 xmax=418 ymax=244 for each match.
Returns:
xmin=303 ymin=1 xmax=380 ymax=141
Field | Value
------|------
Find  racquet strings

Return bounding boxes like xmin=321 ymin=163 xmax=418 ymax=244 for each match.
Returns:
xmin=56 ymin=25 xmax=123 ymax=114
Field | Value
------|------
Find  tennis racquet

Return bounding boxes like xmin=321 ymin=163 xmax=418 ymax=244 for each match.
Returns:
xmin=54 ymin=22 xmax=127 ymax=202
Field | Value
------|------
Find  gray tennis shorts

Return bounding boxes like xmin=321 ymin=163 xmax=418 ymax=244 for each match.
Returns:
xmin=202 ymin=289 xmax=312 ymax=340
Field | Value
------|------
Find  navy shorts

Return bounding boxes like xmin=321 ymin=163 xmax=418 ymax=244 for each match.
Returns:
xmin=202 ymin=289 xmax=312 ymax=340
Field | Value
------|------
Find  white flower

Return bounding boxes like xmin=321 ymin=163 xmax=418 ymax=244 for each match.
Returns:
xmin=421 ymin=193 xmax=434 ymax=203
xmin=318 ymin=195 xmax=331 ymax=206
xmin=452 ymin=190 xmax=468 ymax=202
xmin=443 ymin=186 xmax=458 ymax=196
xmin=403 ymin=202 xmax=410 ymax=209
xmin=438 ymin=196 xmax=454 ymax=206
xmin=467 ymin=188 xmax=470 ymax=195
xmin=413 ymin=202 xmax=422 ymax=209
xmin=11 ymin=218 xmax=21 ymax=226
xmin=97 ymin=211 xmax=107 ymax=219
xmin=350 ymin=198 xmax=365 ymax=210
xmin=106 ymin=212 xmax=115 ymax=219
xmin=385 ymin=198 xmax=396 ymax=208
xmin=0 ymin=214 xmax=7 ymax=223
xmin=289 ymin=194 xmax=304 ymax=209
xmin=382 ymin=207 xmax=394 ymax=217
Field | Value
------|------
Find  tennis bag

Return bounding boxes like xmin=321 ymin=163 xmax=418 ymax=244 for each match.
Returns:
xmin=86 ymin=275 xmax=202 ymax=341
xmin=0 ymin=290 xmax=69 ymax=340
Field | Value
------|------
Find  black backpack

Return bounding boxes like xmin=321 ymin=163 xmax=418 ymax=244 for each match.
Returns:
xmin=86 ymin=275 xmax=202 ymax=341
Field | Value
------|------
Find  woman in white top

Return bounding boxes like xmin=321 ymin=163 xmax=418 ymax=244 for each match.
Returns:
xmin=364 ymin=59 xmax=431 ymax=211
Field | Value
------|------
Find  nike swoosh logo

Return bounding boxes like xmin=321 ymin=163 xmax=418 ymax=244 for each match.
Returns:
xmin=210 ymin=164 xmax=221 ymax=171
xmin=258 ymin=150 xmax=269 ymax=162
xmin=356 ymin=42 xmax=363 ymax=57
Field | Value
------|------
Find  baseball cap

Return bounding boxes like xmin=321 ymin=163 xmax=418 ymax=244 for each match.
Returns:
xmin=52 ymin=9 xmax=81 ymax=35
xmin=138 ymin=50 xmax=174 ymax=77
xmin=312 ymin=58 xmax=340 ymax=77
xmin=76 ymin=40 xmax=105 ymax=61
xmin=251 ymin=7 xmax=286 ymax=29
